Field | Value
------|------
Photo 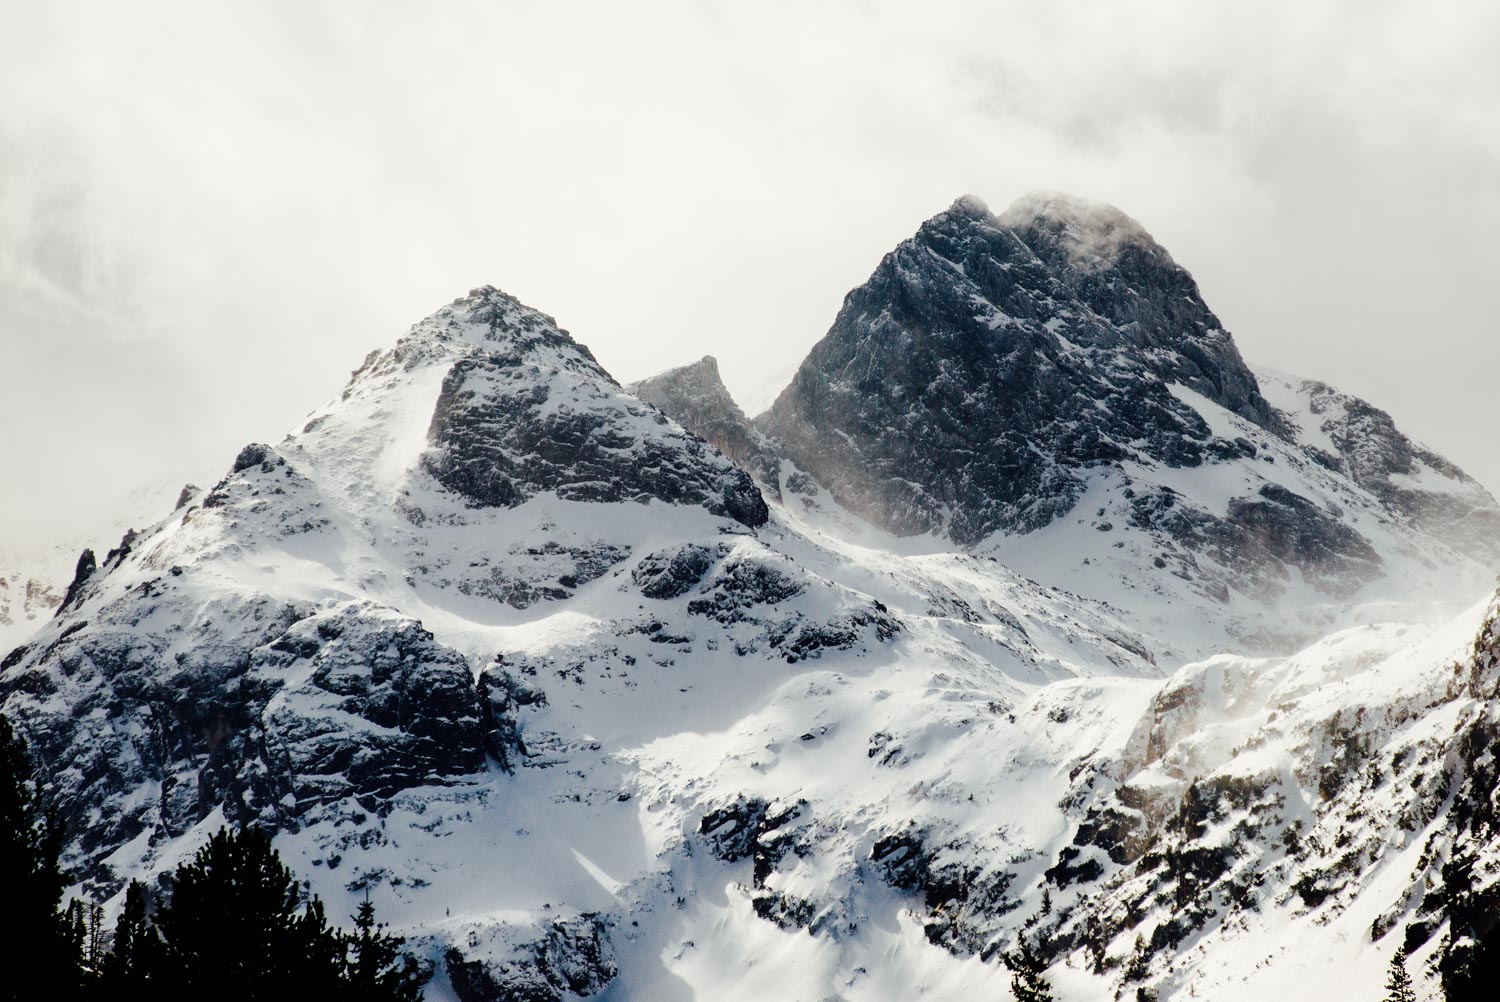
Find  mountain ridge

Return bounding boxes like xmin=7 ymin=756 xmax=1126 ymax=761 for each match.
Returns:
xmin=5 ymin=195 xmax=1500 ymax=1001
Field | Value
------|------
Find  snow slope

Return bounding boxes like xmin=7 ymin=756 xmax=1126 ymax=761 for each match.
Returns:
xmin=5 ymin=197 xmax=1500 ymax=1001
xmin=0 ymin=472 xmax=198 ymax=654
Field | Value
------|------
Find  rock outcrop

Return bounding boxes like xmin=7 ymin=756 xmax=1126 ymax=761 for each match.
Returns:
xmin=629 ymin=355 xmax=783 ymax=498
xmin=760 ymin=193 xmax=1281 ymax=544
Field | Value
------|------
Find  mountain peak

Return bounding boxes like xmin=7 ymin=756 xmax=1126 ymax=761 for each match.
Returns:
xmin=762 ymin=191 xmax=1280 ymax=544
xmin=927 ymin=191 xmax=1161 ymax=271
xmin=449 ymin=282 xmax=531 ymax=315
xmin=998 ymin=190 xmax=1166 ymax=269
xmin=946 ymin=192 xmax=992 ymax=218
xmin=630 ymin=354 xmax=782 ymax=497
xmin=677 ymin=354 xmax=722 ymax=378
xmin=9 ymin=208 xmax=1500 ymax=1002
xmin=433 ymin=284 xmax=577 ymax=351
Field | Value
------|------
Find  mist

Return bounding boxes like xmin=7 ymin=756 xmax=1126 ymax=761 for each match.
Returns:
xmin=3 ymin=0 xmax=1498 ymax=553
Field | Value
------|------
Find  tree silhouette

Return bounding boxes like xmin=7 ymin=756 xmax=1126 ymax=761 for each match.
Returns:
xmin=1004 ymin=933 xmax=1055 ymax=1002
xmin=1384 ymin=948 xmax=1415 ymax=1002
xmin=0 ymin=713 xmax=82 ymax=997
xmin=97 ymin=880 xmax=164 ymax=991
xmin=2 ymin=724 xmax=429 ymax=1000
xmin=345 ymin=894 xmax=424 ymax=1000
xmin=152 ymin=826 xmax=345 ymax=999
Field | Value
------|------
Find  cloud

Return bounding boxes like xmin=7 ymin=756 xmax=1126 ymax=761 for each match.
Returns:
xmin=1 ymin=0 xmax=1497 ymax=549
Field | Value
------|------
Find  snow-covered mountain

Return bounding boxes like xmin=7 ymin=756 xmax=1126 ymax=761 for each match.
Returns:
xmin=5 ymin=195 xmax=1500 ymax=1001
xmin=0 ymin=476 xmax=201 ymax=655
xmin=754 ymin=193 xmax=1499 ymax=659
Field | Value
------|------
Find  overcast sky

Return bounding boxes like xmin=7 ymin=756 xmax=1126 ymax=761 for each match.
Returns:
xmin=2 ymin=0 xmax=1498 ymax=556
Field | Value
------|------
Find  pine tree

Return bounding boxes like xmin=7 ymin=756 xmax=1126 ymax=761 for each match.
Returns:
xmin=1122 ymin=933 xmax=1151 ymax=984
xmin=1004 ymin=934 xmax=1055 ymax=1002
xmin=0 ymin=713 xmax=83 ymax=998
xmin=97 ymin=880 xmax=163 ymax=990
xmin=82 ymin=898 xmax=107 ymax=978
xmin=1443 ymin=919 xmax=1500 ymax=1002
xmin=344 ymin=895 xmax=425 ymax=1001
xmin=131 ymin=826 xmax=428 ymax=999
xmin=1385 ymin=949 xmax=1416 ymax=1002
xmin=153 ymin=826 xmax=346 ymax=1000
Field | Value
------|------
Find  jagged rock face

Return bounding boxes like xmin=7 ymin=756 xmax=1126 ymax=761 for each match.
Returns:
xmin=629 ymin=355 xmax=783 ymax=497
xmin=746 ymin=194 xmax=1498 ymax=655
xmin=1256 ymin=369 xmax=1500 ymax=565
xmin=443 ymin=915 xmax=616 ymax=1002
xmin=0 ymin=577 xmax=492 ymax=883
xmin=997 ymin=193 xmax=1279 ymax=429
xmin=421 ymin=289 xmax=767 ymax=529
xmin=1409 ymin=608 xmax=1500 ymax=994
xmin=760 ymin=193 xmax=1281 ymax=545
xmin=669 ymin=589 xmax=1500 ymax=999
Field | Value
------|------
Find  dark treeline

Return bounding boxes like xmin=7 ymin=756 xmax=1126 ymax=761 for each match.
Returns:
xmin=1 ymin=713 xmax=423 ymax=1001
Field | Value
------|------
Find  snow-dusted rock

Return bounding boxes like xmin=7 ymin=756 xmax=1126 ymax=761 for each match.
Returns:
xmin=759 ymin=193 xmax=1282 ymax=544
xmin=7 ymin=197 xmax=1500 ymax=1002
xmin=738 ymin=193 xmax=1497 ymax=657
xmin=420 ymin=290 xmax=767 ymax=529
xmin=629 ymin=355 xmax=783 ymax=498
xmin=0 ymin=568 xmax=60 ymax=647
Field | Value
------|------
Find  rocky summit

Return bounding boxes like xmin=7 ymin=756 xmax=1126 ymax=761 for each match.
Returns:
xmin=629 ymin=355 xmax=784 ymax=499
xmin=5 ymin=197 xmax=1500 ymax=1002
xmin=761 ymin=192 xmax=1281 ymax=544
xmin=750 ymin=193 xmax=1499 ymax=658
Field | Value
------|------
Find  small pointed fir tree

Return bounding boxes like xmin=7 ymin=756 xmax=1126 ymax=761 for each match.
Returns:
xmin=97 ymin=880 xmax=163 ymax=990
xmin=344 ymin=894 xmax=424 ymax=1001
xmin=1004 ymin=934 xmax=1055 ymax=1002
xmin=1384 ymin=948 xmax=1415 ymax=1002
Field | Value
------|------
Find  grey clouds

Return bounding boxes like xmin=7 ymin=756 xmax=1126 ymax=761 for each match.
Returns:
xmin=2 ymin=0 xmax=1497 ymax=549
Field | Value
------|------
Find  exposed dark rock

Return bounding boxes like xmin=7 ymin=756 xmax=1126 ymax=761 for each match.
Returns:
xmin=1123 ymin=479 xmax=1381 ymax=602
xmin=1046 ymin=845 xmax=1107 ymax=887
xmin=699 ymin=796 xmax=808 ymax=887
xmin=56 ymin=548 xmax=97 ymax=615
xmin=1226 ymin=483 xmax=1380 ymax=595
xmin=631 ymin=543 xmax=729 ymax=600
xmin=921 ymin=861 xmax=1019 ymax=954
xmin=445 ymin=914 xmax=615 ymax=1002
xmin=232 ymin=442 xmax=273 ymax=473
xmin=453 ymin=542 xmax=632 ymax=609
xmin=0 ymin=594 xmax=490 ymax=888
xmin=1287 ymin=377 xmax=1500 ymax=564
xmin=760 ymin=193 xmax=1281 ymax=545
xmin=630 ymin=355 xmax=784 ymax=498
xmin=256 ymin=603 xmax=487 ymax=806
xmin=871 ymin=826 xmax=933 ymax=891
xmin=686 ymin=554 xmax=805 ymax=622
xmin=476 ymin=663 xmax=546 ymax=771
xmin=422 ymin=288 xmax=768 ymax=528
